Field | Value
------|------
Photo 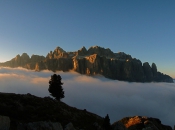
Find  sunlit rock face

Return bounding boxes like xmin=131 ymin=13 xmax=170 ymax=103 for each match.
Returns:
xmin=0 ymin=53 xmax=30 ymax=67
xmin=0 ymin=46 xmax=173 ymax=83
xmin=87 ymin=46 xmax=116 ymax=58
xmin=46 ymin=47 xmax=70 ymax=59
xmin=73 ymin=54 xmax=101 ymax=75
xmin=35 ymin=58 xmax=73 ymax=72
xmin=112 ymin=116 xmax=172 ymax=130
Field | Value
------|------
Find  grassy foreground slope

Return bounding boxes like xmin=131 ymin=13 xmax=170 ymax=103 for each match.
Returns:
xmin=0 ymin=92 xmax=103 ymax=130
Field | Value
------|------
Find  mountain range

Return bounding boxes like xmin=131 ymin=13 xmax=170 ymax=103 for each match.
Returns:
xmin=0 ymin=46 xmax=173 ymax=83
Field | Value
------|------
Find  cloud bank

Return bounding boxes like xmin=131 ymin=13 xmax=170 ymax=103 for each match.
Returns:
xmin=0 ymin=67 xmax=175 ymax=127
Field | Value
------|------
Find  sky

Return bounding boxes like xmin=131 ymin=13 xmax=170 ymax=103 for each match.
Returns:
xmin=0 ymin=0 xmax=175 ymax=78
xmin=0 ymin=67 xmax=175 ymax=127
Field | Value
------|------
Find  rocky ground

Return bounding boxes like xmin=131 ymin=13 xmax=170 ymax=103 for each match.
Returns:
xmin=0 ymin=92 xmax=173 ymax=130
xmin=0 ymin=92 xmax=103 ymax=130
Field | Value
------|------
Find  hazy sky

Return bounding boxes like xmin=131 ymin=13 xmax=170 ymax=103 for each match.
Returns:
xmin=0 ymin=67 xmax=174 ymax=127
xmin=0 ymin=0 xmax=175 ymax=78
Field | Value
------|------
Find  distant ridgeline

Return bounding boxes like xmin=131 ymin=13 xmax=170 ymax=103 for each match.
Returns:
xmin=0 ymin=46 xmax=173 ymax=83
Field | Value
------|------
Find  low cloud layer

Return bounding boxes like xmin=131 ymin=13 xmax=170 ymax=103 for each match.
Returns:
xmin=0 ymin=67 xmax=175 ymax=127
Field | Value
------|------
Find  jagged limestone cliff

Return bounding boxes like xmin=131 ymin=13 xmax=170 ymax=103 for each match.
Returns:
xmin=0 ymin=46 xmax=173 ymax=82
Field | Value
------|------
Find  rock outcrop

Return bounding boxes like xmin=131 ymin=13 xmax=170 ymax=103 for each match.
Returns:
xmin=0 ymin=46 xmax=173 ymax=83
xmin=112 ymin=116 xmax=172 ymax=130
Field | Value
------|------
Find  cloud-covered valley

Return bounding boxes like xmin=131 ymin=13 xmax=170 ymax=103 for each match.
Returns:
xmin=0 ymin=67 xmax=175 ymax=127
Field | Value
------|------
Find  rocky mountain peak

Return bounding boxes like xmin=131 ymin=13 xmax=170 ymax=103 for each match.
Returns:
xmin=80 ymin=46 xmax=87 ymax=52
xmin=54 ymin=46 xmax=66 ymax=53
xmin=87 ymin=46 xmax=115 ymax=58
xmin=77 ymin=46 xmax=87 ymax=56
xmin=21 ymin=53 xmax=30 ymax=61
xmin=21 ymin=53 xmax=29 ymax=57
xmin=31 ymin=55 xmax=45 ymax=63
xmin=14 ymin=54 xmax=20 ymax=61
xmin=46 ymin=47 xmax=68 ymax=59
xmin=115 ymin=52 xmax=132 ymax=60
xmin=152 ymin=63 xmax=157 ymax=76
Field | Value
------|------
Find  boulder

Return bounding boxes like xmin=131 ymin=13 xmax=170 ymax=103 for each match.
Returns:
xmin=0 ymin=115 xmax=10 ymax=130
xmin=112 ymin=116 xmax=172 ymax=130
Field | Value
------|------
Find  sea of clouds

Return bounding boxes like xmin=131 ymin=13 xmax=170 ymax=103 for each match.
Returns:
xmin=0 ymin=67 xmax=174 ymax=127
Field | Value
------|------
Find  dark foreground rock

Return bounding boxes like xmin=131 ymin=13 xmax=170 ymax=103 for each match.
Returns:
xmin=0 ymin=46 xmax=173 ymax=83
xmin=17 ymin=121 xmax=63 ymax=130
xmin=0 ymin=115 xmax=10 ymax=130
